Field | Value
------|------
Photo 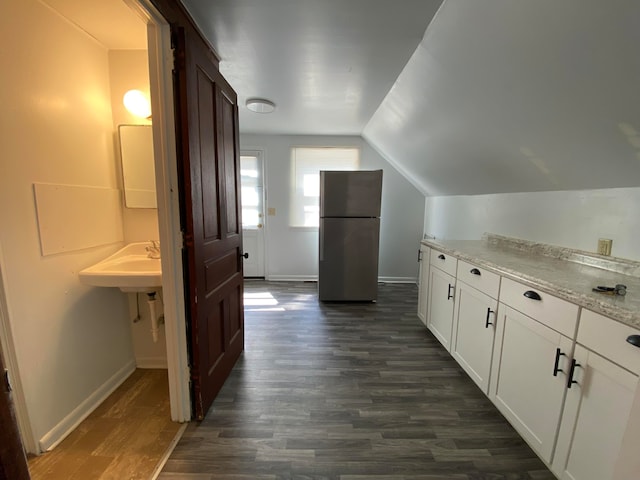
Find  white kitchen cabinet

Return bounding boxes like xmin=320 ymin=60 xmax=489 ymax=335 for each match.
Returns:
xmin=552 ymin=310 xmax=640 ymax=480
xmin=426 ymin=265 xmax=456 ymax=351
xmin=489 ymin=304 xmax=574 ymax=463
xmin=451 ymin=280 xmax=498 ymax=394
xmin=417 ymin=244 xmax=430 ymax=326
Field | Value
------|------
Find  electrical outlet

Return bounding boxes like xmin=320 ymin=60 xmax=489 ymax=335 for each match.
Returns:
xmin=597 ymin=238 xmax=612 ymax=256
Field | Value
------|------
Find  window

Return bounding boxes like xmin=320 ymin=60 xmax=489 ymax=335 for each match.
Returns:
xmin=240 ymin=153 xmax=263 ymax=228
xmin=290 ymin=147 xmax=359 ymax=227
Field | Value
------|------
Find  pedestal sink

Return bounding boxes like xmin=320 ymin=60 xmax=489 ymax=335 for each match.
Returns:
xmin=79 ymin=242 xmax=162 ymax=292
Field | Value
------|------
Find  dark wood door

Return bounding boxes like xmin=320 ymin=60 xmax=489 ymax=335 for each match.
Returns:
xmin=0 ymin=355 xmax=30 ymax=480
xmin=174 ymin=27 xmax=245 ymax=420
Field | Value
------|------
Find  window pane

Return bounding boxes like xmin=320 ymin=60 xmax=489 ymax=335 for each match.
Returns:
xmin=290 ymin=147 xmax=359 ymax=227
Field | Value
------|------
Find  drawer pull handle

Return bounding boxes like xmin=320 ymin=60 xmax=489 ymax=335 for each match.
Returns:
xmin=447 ymin=284 xmax=454 ymax=300
xmin=627 ymin=335 xmax=640 ymax=348
xmin=470 ymin=268 xmax=481 ymax=276
xmin=438 ymin=254 xmax=446 ymax=260
xmin=485 ymin=308 xmax=494 ymax=328
xmin=523 ymin=290 xmax=542 ymax=301
xmin=567 ymin=359 xmax=581 ymax=389
xmin=553 ymin=348 xmax=566 ymax=376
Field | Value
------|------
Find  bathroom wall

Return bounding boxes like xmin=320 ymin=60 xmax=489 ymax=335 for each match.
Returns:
xmin=0 ymin=0 xmax=135 ymax=451
xmin=108 ymin=49 xmax=166 ymax=366
xmin=240 ymin=134 xmax=425 ymax=281
xmin=423 ymin=187 xmax=640 ymax=261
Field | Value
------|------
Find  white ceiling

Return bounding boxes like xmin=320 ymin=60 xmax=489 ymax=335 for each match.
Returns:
xmin=42 ymin=0 xmax=147 ymax=49
xmin=48 ymin=0 xmax=640 ymax=196
xmin=181 ymin=0 xmax=443 ymax=135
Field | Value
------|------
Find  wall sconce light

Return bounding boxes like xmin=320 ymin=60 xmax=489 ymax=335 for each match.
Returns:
xmin=123 ymin=89 xmax=152 ymax=119
xmin=246 ymin=98 xmax=276 ymax=114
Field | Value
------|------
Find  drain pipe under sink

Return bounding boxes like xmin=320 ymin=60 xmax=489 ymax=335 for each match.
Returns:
xmin=147 ymin=292 xmax=160 ymax=343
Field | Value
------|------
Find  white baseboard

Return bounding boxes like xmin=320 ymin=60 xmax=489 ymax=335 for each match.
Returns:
xmin=267 ymin=275 xmax=318 ymax=282
xmin=136 ymin=356 xmax=168 ymax=369
xmin=265 ymin=275 xmax=416 ymax=284
xmin=38 ymin=359 xmax=136 ymax=452
xmin=378 ymin=276 xmax=417 ymax=283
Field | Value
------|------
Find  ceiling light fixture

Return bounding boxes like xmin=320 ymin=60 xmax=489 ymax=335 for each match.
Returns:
xmin=246 ymin=98 xmax=276 ymax=114
xmin=123 ymin=89 xmax=152 ymax=119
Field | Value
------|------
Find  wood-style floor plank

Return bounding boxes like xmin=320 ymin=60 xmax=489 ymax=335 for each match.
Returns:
xmin=160 ymin=281 xmax=555 ymax=480
xmin=28 ymin=369 xmax=180 ymax=480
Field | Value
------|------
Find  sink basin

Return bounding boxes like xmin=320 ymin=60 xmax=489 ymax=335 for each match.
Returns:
xmin=79 ymin=242 xmax=162 ymax=292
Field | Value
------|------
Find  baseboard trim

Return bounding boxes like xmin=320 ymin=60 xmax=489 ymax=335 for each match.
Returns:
xmin=378 ymin=276 xmax=417 ymax=283
xmin=265 ymin=275 xmax=416 ymax=284
xmin=267 ymin=275 xmax=318 ymax=282
xmin=38 ymin=359 xmax=136 ymax=452
xmin=136 ymin=356 xmax=168 ymax=369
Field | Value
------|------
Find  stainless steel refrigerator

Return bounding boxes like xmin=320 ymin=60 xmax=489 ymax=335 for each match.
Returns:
xmin=318 ymin=170 xmax=383 ymax=301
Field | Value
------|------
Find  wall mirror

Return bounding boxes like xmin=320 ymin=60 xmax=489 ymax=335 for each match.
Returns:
xmin=118 ymin=124 xmax=156 ymax=208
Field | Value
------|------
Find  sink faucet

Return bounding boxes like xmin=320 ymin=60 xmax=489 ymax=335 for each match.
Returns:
xmin=146 ymin=240 xmax=161 ymax=259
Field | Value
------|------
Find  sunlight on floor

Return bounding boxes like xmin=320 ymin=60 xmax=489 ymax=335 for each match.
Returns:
xmin=243 ymin=291 xmax=285 ymax=311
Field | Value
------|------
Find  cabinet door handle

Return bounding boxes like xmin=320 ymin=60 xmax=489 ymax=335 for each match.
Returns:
xmin=567 ymin=359 xmax=581 ymax=388
xmin=447 ymin=284 xmax=454 ymax=300
xmin=523 ymin=290 xmax=542 ymax=301
xmin=485 ymin=308 xmax=494 ymax=328
xmin=438 ymin=254 xmax=446 ymax=260
xmin=470 ymin=268 xmax=481 ymax=276
xmin=627 ymin=335 xmax=640 ymax=348
xmin=553 ymin=348 xmax=566 ymax=376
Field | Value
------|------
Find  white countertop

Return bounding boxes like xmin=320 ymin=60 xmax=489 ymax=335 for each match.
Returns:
xmin=421 ymin=235 xmax=640 ymax=329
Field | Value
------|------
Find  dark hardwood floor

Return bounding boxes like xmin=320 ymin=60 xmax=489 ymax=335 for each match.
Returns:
xmin=159 ymin=281 xmax=554 ymax=480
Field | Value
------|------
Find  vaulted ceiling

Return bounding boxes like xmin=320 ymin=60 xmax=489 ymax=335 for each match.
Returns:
xmin=182 ymin=0 xmax=640 ymax=196
xmin=48 ymin=0 xmax=640 ymax=197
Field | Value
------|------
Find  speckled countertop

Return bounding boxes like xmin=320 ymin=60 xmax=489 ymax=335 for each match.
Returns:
xmin=421 ymin=234 xmax=640 ymax=329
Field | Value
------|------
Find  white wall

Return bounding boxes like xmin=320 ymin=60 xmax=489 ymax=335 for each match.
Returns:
xmin=0 ymin=0 xmax=136 ymax=451
xmin=424 ymin=187 xmax=640 ymax=261
xmin=240 ymin=134 xmax=424 ymax=281
xmin=108 ymin=50 xmax=166 ymax=366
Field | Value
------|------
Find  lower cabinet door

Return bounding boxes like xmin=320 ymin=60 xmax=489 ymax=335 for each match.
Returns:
xmin=451 ymin=281 xmax=497 ymax=394
xmin=552 ymin=345 xmax=638 ymax=480
xmin=426 ymin=267 xmax=455 ymax=351
xmin=417 ymin=245 xmax=430 ymax=326
xmin=489 ymin=305 xmax=572 ymax=463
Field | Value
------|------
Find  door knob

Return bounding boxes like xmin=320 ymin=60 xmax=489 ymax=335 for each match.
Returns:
xmin=241 ymin=252 xmax=249 ymax=259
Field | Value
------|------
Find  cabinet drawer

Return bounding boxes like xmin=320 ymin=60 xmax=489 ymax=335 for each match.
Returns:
xmin=456 ymin=260 xmax=501 ymax=299
xmin=430 ymin=248 xmax=457 ymax=276
xmin=499 ymin=277 xmax=578 ymax=337
xmin=578 ymin=310 xmax=640 ymax=375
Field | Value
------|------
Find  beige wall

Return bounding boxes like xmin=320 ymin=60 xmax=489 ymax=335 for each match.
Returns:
xmin=108 ymin=49 xmax=166 ymax=366
xmin=0 ymin=0 xmax=137 ymax=450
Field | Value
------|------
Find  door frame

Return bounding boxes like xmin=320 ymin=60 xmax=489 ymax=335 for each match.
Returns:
xmin=0 ymin=245 xmax=36 ymax=453
xmin=240 ymin=148 xmax=268 ymax=278
xmin=130 ymin=0 xmax=191 ymax=422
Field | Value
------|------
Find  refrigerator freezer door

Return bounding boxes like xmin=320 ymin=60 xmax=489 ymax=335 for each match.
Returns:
xmin=319 ymin=217 xmax=380 ymax=301
xmin=320 ymin=170 xmax=382 ymax=218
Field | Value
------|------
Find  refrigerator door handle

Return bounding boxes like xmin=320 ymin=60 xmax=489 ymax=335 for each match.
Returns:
xmin=319 ymin=224 xmax=324 ymax=261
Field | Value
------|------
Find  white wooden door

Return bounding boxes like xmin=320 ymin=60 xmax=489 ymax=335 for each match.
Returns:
xmin=490 ymin=305 xmax=572 ymax=462
xmin=417 ymin=245 xmax=430 ymax=326
xmin=426 ymin=267 xmax=455 ymax=351
xmin=240 ymin=151 xmax=265 ymax=277
xmin=552 ymin=345 xmax=638 ymax=480
xmin=451 ymin=281 xmax=497 ymax=394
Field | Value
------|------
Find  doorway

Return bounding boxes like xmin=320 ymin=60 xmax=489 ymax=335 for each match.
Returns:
xmin=240 ymin=150 xmax=266 ymax=278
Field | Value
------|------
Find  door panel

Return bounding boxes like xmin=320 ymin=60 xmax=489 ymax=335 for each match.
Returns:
xmin=174 ymin=27 xmax=244 ymax=420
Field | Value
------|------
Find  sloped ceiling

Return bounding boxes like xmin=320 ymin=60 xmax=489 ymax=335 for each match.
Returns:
xmin=364 ymin=0 xmax=640 ymax=195
xmin=181 ymin=0 xmax=640 ymax=196
xmin=181 ymin=0 xmax=443 ymax=135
